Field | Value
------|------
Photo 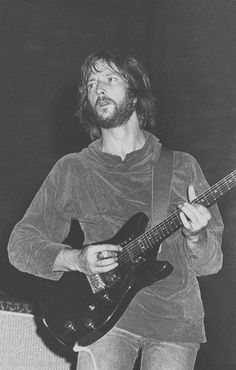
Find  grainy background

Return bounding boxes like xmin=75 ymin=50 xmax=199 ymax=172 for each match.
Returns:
xmin=1 ymin=1 xmax=236 ymax=368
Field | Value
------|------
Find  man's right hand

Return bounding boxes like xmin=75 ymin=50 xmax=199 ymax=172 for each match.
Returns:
xmin=53 ymin=244 xmax=122 ymax=275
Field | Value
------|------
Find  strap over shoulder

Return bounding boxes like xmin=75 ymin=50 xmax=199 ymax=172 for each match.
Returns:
xmin=151 ymin=146 xmax=174 ymax=227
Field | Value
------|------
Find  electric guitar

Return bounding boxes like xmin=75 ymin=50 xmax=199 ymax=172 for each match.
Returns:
xmin=38 ymin=169 xmax=236 ymax=351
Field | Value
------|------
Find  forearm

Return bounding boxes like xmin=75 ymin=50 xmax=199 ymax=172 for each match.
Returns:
xmin=184 ymin=229 xmax=208 ymax=259
xmin=8 ymin=222 xmax=71 ymax=280
xmin=183 ymin=228 xmax=223 ymax=276
xmin=53 ymin=248 xmax=83 ymax=272
xmin=53 ymin=243 xmax=122 ymax=275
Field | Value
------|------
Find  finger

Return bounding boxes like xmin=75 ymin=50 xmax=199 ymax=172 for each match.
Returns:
xmin=179 ymin=211 xmax=192 ymax=229
xmin=101 ymin=244 xmax=122 ymax=252
xmin=92 ymin=244 xmax=122 ymax=254
xmin=180 ymin=202 xmax=211 ymax=224
xmin=97 ymin=251 xmax=104 ymax=260
xmin=97 ymin=257 xmax=118 ymax=266
xmin=97 ymin=250 xmax=120 ymax=259
xmin=179 ymin=203 xmax=211 ymax=233
xmin=95 ymin=261 xmax=119 ymax=273
xmin=187 ymin=184 xmax=197 ymax=202
xmin=178 ymin=203 xmax=198 ymax=223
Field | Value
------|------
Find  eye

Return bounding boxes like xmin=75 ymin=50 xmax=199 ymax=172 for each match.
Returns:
xmin=107 ymin=76 xmax=117 ymax=83
xmin=87 ymin=81 xmax=96 ymax=90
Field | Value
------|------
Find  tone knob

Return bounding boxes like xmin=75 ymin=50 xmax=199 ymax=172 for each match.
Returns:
xmin=102 ymin=292 xmax=112 ymax=302
xmin=84 ymin=318 xmax=96 ymax=330
xmin=64 ymin=320 xmax=76 ymax=332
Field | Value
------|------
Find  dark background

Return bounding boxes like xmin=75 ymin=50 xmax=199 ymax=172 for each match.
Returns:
xmin=1 ymin=1 xmax=236 ymax=369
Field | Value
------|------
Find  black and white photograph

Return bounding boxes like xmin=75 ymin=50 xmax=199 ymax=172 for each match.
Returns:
xmin=0 ymin=1 xmax=236 ymax=369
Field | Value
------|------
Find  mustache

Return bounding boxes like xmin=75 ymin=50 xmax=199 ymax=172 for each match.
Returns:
xmin=95 ymin=96 xmax=115 ymax=108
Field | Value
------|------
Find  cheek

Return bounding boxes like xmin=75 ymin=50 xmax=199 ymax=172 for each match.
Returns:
xmin=87 ymin=93 xmax=96 ymax=109
xmin=112 ymin=88 xmax=126 ymax=103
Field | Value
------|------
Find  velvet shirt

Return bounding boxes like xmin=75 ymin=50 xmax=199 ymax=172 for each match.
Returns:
xmin=8 ymin=131 xmax=224 ymax=343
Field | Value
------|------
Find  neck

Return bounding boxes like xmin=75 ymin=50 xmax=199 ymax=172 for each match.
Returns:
xmin=100 ymin=112 xmax=145 ymax=160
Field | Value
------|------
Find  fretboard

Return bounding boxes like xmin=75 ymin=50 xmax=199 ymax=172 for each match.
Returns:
xmin=122 ymin=169 xmax=236 ymax=262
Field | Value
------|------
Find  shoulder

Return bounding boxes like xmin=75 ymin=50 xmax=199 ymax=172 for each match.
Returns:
xmin=172 ymin=149 xmax=207 ymax=187
xmin=54 ymin=148 xmax=90 ymax=170
xmin=44 ymin=148 xmax=91 ymax=185
xmin=173 ymin=150 xmax=200 ymax=170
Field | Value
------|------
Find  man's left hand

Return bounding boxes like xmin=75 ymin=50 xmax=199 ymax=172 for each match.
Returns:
xmin=178 ymin=185 xmax=211 ymax=241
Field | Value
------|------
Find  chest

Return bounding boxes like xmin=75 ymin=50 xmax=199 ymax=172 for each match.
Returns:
xmin=90 ymin=166 xmax=152 ymax=217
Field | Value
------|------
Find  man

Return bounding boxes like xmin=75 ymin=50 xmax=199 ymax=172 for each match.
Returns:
xmin=8 ymin=50 xmax=224 ymax=369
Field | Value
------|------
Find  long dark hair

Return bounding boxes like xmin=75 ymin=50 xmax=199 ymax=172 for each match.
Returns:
xmin=77 ymin=50 xmax=155 ymax=140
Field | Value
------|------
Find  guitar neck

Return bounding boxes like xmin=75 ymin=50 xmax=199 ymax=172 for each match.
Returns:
xmin=92 ymin=169 xmax=236 ymax=292
xmin=131 ymin=169 xmax=236 ymax=256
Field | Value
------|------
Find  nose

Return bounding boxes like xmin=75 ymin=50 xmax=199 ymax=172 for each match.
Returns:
xmin=96 ymin=81 xmax=106 ymax=96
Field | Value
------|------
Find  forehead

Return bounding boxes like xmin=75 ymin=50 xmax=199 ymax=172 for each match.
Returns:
xmin=88 ymin=60 xmax=121 ymax=80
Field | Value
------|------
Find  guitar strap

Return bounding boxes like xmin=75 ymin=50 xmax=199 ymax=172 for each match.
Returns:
xmin=151 ymin=146 xmax=174 ymax=228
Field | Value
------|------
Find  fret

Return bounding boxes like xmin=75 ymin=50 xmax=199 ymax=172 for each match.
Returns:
xmin=124 ymin=169 xmax=236 ymax=265
xmin=92 ymin=170 xmax=236 ymax=290
xmin=99 ymin=170 xmax=236 ymax=275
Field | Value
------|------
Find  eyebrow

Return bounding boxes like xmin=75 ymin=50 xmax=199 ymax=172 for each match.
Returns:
xmin=87 ymin=71 xmax=121 ymax=84
xmin=87 ymin=77 xmax=96 ymax=84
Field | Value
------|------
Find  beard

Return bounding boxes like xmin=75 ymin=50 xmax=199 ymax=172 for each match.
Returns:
xmin=91 ymin=90 xmax=136 ymax=130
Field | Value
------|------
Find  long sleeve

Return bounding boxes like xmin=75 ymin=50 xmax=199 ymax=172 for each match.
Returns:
xmin=183 ymin=208 xmax=223 ymax=276
xmin=7 ymin=160 xmax=74 ymax=280
xmin=180 ymin=154 xmax=224 ymax=276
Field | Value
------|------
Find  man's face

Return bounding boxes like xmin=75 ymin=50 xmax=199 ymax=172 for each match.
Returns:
xmin=86 ymin=60 xmax=135 ymax=129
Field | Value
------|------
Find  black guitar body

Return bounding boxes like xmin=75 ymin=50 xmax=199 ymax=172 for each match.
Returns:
xmin=37 ymin=168 xmax=236 ymax=350
xmin=38 ymin=212 xmax=173 ymax=350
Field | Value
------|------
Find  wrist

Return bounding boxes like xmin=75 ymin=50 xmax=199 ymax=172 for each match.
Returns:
xmin=185 ymin=229 xmax=207 ymax=257
xmin=53 ymin=248 xmax=80 ymax=272
xmin=183 ymin=227 xmax=207 ymax=244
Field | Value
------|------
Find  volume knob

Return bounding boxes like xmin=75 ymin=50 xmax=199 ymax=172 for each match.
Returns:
xmin=84 ymin=318 xmax=96 ymax=330
xmin=64 ymin=320 xmax=76 ymax=332
xmin=102 ymin=291 xmax=112 ymax=302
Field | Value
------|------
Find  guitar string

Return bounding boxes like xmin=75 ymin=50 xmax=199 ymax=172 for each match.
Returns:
xmin=115 ymin=170 xmax=236 ymax=267
xmin=101 ymin=171 xmax=236 ymax=283
xmin=102 ymin=171 xmax=236 ymax=281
